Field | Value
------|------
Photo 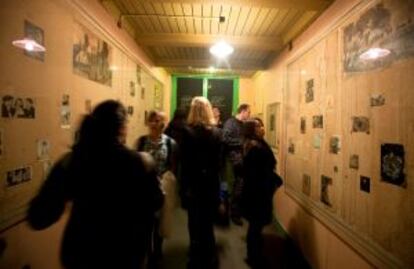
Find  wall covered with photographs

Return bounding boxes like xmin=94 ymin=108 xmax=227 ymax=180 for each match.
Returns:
xmin=0 ymin=0 xmax=165 ymax=232
xmin=284 ymin=0 xmax=413 ymax=268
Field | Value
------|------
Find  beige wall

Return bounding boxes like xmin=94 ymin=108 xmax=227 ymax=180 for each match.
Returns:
xmin=0 ymin=0 xmax=170 ymax=268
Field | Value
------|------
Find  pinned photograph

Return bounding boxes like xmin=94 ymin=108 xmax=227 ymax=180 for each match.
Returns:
xmin=312 ymin=115 xmax=323 ymax=128
xmin=288 ymin=139 xmax=295 ymax=154
xmin=305 ymin=79 xmax=314 ymax=103
xmin=349 ymin=154 xmax=359 ymax=169
xmin=302 ymin=174 xmax=311 ymax=196
xmin=300 ymin=117 xmax=306 ymax=134
xmin=24 ymin=20 xmax=45 ymax=61
xmin=129 ymin=81 xmax=136 ymax=97
xmin=370 ymin=94 xmax=385 ymax=107
xmin=37 ymin=139 xmax=50 ymax=160
xmin=360 ymin=176 xmax=370 ymax=193
xmin=313 ymin=133 xmax=322 ymax=149
xmin=85 ymin=99 xmax=92 ymax=113
xmin=351 ymin=116 xmax=370 ymax=134
xmin=127 ymin=106 xmax=134 ymax=116
xmin=1 ymin=95 xmax=36 ymax=119
xmin=320 ymin=175 xmax=332 ymax=207
xmin=6 ymin=166 xmax=32 ymax=188
xmin=381 ymin=143 xmax=405 ymax=186
xmin=329 ymin=136 xmax=341 ymax=154
xmin=61 ymin=94 xmax=71 ymax=128
xmin=0 ymin=128 xmax=3 ymax=158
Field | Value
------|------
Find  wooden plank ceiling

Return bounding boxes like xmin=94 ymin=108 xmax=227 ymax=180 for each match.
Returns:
xmin=100 ymin=0 xmax=334 ymax=77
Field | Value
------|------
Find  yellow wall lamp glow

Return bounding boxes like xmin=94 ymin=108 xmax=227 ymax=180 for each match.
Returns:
xmin=12 ymin=38 xmax=46 ymax=52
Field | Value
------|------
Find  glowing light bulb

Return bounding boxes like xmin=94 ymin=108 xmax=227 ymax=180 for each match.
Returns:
xmin=25 ymin=42 xmax=34 ymax=51
xmin=209 ymin=41 xmax=234 ymax=58
xmin=359 ymin=48 xmax=390 ymax=60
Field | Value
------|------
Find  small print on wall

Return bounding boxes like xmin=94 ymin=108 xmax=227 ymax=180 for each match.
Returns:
xmin=351 ymin=116 xmax=370 ymax=134
xmin=312 ymin=115 xmax=323 ymax=128
xmin=313 ymin=133 xmax=322 ymax=149
xmin=300 ymin=117 xmax=306 ymax=134
xmin=302 ymin=174 xmax=311 ymax=196
xmin=288 ymin=139 xmax=295 ymax=154
xmin=305 ymin=79 xmax=314 ymax=103
xmin=381 ymin=143 xmax=405 ymax=187
xmin=349 ymin=154 xmax=359 ymax=169
xmin=37 ymin=139 xmax=50 ymax=160
xmin=1 ymin=95 xmax=36 ymax=119
xmin=6 ymin=166 xmax=32 ymax=188
xmin=329 ymin=136 xmax=341 ymax=154
xmin=360 ymin=176 xmax=370 ymax=193
xmin=130 ymin=81 xmax=136 ymax=97
xmin=370 ymin=93 xmax=385 ymax=107
xmin=320 ymin=175 xmax=332 ymax=207
xmin=24 ymin=20 xmax=45 ymax=61
xmin=61 ymin=94 xmax=71 ymax=128
xmin=127 ymin=106 xmax=134 ymax=116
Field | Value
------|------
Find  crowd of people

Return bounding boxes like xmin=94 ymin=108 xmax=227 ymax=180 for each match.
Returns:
xmin=27 ymin=97 xmax=282 ymax=269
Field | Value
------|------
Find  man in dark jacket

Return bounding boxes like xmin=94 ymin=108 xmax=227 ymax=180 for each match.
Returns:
xmin=222 ymin=103 xmax=251 ymax=225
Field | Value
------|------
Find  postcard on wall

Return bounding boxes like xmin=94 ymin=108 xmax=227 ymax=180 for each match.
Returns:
xmin=351 ymin=116 xmax=370 ymax=134
xmin=302 ymin=174 xmax=311 ymax=196
xmin=305 ymin=79 xmax=314 ymax=103
xmin=24 ymin=20 xmax=45 ymax=61
xmin=329 ymin=136 xmax=341 ymax=154
xmin=320 ymin=175 xmax=332 ymax=207
xmin=300 ymin=117 xmax=306 ymax=134
xmin=61 ymin=94 xmax=71 ymax=128
xmin=37 ymin=139 xmax=50 ymax=160
xmin=360 ymin=176 xmax=370 ymax=193
xmin=313 ymin=133 xmax=322 ymax=149
xmin=127 ymin=106 xmax=134 ymax=116
xmin=1 ymin=95 xmax=36 ymax=119
xmin=73 ymin=22 xmax=112 ymax=86
xmin=349 ymin=154 xmax=359 ymax=169
xmin=312 ymin=115 xmax=323 ymax=128
xmin=130 ymin=81 xmax=136 ymax=97
xmin=370 ymin=93 xmax=385 ymax=107
xmin=6 ymin=166 xmax=33 ymax=188
xmin=381 ymin=143 xmax=405 ymax=187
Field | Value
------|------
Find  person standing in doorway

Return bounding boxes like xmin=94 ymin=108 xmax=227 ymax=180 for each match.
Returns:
xmin=222 ymin=103 xmax=251 ymax=225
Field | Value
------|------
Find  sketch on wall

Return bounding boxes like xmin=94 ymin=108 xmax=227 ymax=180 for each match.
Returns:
xmin=24 ymin=20 xmax=45 ymax=61
xmin=381 ymin=143 xmax=405 ymax=186
xmin=37 ymin=139 xmax=50 ymax=160
xmin=1 ymin=95 xmax=35 ymax=119
xmin=305 ymin=79 xmax=314 ymax=103
xmin=61 ymin=94 xmax=70 ymax=128
xmin=73 ymin=22 xmax=112 ymax=86
xmin=343 ymin=1 xmax=414 ymax=72
xmin=6 ymin=166 xmax=32 ymax=188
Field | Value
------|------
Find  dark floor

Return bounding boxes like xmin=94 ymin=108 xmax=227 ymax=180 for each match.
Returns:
xmin=159 ymin=208 xmax=310 ymax=269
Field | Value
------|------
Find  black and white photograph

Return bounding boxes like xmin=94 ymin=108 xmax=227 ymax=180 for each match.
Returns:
xmin=37 ymin=139 xmax=50 ymax=160
xmin=24 ymin=20 xmax=45 ymax=61
xmin=320 ymin=175 xmax=332 ymax=207
xmin=312 ymin=115 xmax=323 ymax=128
xmin=300 ymin=117 xmax=306 ymax=134
xmin=61 ymin=94 xmax=71 ymax=128
xmin=1 ymin=95 xmax=36 ymax=119
xmin=127 ymin=105 xmax=134 ymax=115
xmin=302 ymin=174 xmax=311 ymax=196
xmin=6 ymin=166 xmax=32 ymax=188
xmin=349 ymin=154 xmax=359 ymax=169
xmin=288 ymin=139 xmax=295 ymax=154
xmin=129 ymin=81 xmax=136 ymax=97
xmin=360 ymin=176 xmax=370 ymax=193
xmin=370 ymin=94 xmax=385 ymax=107
xmin=381 ymin=143 xmax=405 ymax=186
xmin=329 ymin=136 xmax=340 ymax=154
xmin=305 ymin=79 xmax=314 ymax=103
xmin=351 ymin=116 xmax=370 ymax=134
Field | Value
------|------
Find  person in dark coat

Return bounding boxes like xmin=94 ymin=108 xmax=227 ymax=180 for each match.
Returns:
xmin=241 ymin=117 xmax=282 ymax=268
xmin=27 ymin=100 xmax=164 ymax=269
xmin=179 ymin=96 xmax=222 ymax=269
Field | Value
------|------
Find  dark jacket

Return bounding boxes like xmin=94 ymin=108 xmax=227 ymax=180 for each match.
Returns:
xmin=27 ymin=144 xmax=163 ymax=269
xmin=222 ymin=116 xmax=244 ymax=166
xmin=179 ymin=125 xmax=222 ymax=209
xmin=242 ymin=138 xmax=279 ymax=224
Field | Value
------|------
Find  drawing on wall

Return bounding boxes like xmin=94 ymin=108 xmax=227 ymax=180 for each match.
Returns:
xmin=312 ymin=115 xmax=323 ymax=128
xmin=313 ymin=133 xmax=322 ymax=149
xmin=305 ymin=79 xmax=314 ymax=103
xmin=381 ymin=143 xmax=405 ymax=186
xmin=24 ymin=20 xmax=45 ymax=61
xmin=329 ymin=136 xmax=341 ymax=154
xmin=0 ymin=128 xmax=3 ymax=158
xmin=302 ymin=174 xmax=311 ymax=196
xmin=127 ymin=106 xmax=134 ymax=115
xmin=320 ymin=175 xmax=332 ymax=207
xmin=1 ymin=95 xmax=36 ymax=119
xmin=73 ymin=22 xmax=112 ymax=86
xmin=6 ymin=166 xmax=32 ymax=188
xmin=141 ymin=87 xmax=145 ymax=100
xmin=351 ymin=116 xmax=370 ymax=134
xmin=130 ymin=81 xmax=136 ymax=97
xmin=37 ymin=139 xmax=50 ymax=160
xmin=154 ymin=83 xmax=163 ymax=110
xmin=370 ymin=93 xmax=385 ymax=106
xmin=288 ymin=139 xmax=295 ymax=154
xmin=136 ymin=65 xmax=141 ymax=85
xmin=85 ymin=99 xmax=92 ymax=113
xmin=343 ymin=2 xmax=414 ymax=72
xmin=61 ymin=94 xmax=70 ymax=128
xmin=360 ymin=176 xmax=371 ymax=193
xmin=300 ymin=117 xmax=306 ymax=134
xmin=350 ymin=154 xmax=359 ymax=169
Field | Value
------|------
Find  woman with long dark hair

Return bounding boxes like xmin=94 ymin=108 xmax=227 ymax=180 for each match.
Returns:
xmin=28 ymin=100 xmax=163 ymax=269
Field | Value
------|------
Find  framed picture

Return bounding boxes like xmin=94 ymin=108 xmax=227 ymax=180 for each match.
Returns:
xmin=266 ymin=102 xmax=279 ymax=149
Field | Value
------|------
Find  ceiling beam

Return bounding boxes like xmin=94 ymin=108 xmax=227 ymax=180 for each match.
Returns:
xmin=146 ymin=0 xmax=332 ymax=11
xmin=154 ymin=58 xmax=265 ymax=70
xmin=136 ymin=33 xmax=282 ymax=51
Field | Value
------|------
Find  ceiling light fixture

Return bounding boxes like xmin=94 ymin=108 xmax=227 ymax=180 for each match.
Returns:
xmin=12 ymin=38 xmax=45 ymax=52
xmin=359 ymin=47 xmax=390 ymax=60
xmin=209 ymin=41 xmax=234 ymax=59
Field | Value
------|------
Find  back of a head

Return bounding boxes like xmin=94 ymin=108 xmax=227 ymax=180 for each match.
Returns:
xmin=187 ymin=96 xmax=215 ymax=127
xmin=243 ymin=119 xmax=258 ymax=140
xmin=237 ymin=103 xmax=250 ymax=114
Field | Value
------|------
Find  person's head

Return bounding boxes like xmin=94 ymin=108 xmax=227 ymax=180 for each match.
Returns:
xmin=146 ymin=110 xmax=166 ymax=136
xmin=187 ymin=96 xmax=215 ymax=126
xmin=212 ymin=106 xmax=221 ymax=121
xmin=75 ymin=100 xmax=127 ymax=149
xmin=253 ymin=117 xmax=265 ymax=138
xmin=243 ymin=118 xmax=264 ymax=140
xmin=236 ymin=104 xmax=251 ymax=121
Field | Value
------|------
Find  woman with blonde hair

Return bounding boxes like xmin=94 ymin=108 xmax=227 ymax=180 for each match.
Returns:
xmin=180 ymin=96 xmax=222 ymax=269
